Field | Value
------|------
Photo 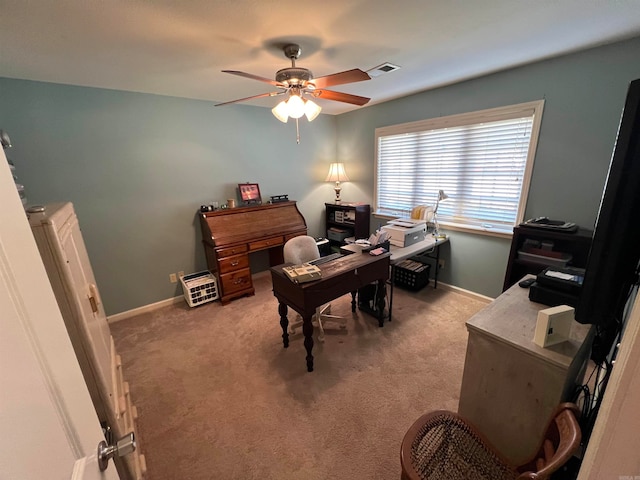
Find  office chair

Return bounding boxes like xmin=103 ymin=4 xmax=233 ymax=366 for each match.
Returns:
xmin=400 ymin=402 xmax=581 ymax=480
xmin=283 ymin=235 xmax=347 ymax=341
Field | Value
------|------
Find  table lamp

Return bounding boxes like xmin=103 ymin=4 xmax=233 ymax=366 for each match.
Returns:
xmin=326 ymin=163 xmax=349 ymax=204
xmin=432 ymin=190 xmax=449 ymax=239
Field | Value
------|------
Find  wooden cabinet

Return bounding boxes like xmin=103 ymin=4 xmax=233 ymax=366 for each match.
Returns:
xmin=503 ymin=225 xmax=593 ymax=291
xmin=458 ymin=278 xmax=592 ymax=465
xmin=199 ymin=201 xmax=307 ymax=304
xmin=325 ymin=203 xmax=370 ymax=250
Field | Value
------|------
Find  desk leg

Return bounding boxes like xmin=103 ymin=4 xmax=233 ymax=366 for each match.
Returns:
xmin=376 ymin=279 xmax=387 ymax=327
xmin=279 ymin=302 xmax=289 ymax=348
xmin=302 ymin=315 xmax=315 ymax=372
xmin=433 ymin=245 xmax=440 ymax=290
xmin=434 ymin=245 xmax=440 ymax=289
xmin=388 ymin=266 xmax=395 ymax=322
xmin=351 ymin=291 xmax=357 ymax=312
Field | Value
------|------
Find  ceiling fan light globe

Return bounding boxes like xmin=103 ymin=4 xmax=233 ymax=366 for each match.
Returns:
xmin=304 ymin=99 xmax=322 ymax=121
xmin=272 ymin=101 xmax=289 ymax=123
xmin=287 ymin=94 xmax=305 ymax=119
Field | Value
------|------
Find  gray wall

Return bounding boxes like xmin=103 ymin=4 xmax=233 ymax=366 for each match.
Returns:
xmin=0 ymin=81 xmax=343 ymax=313
xmin=338 ymin=36 xmax=640 ymax=297
xmin=2 ymin=36 xmax=640 ymax=313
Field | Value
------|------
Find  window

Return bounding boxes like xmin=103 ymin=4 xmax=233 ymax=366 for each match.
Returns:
xmin=375 ymin=100 xmax=544 ymax=236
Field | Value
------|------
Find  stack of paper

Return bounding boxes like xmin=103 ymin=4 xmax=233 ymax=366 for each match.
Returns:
xmin=368 ymin=229 xmax=391 ymax=246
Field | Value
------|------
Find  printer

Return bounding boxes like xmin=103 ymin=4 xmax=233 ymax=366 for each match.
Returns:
xmin=381 ymin=218 xmax=427 ymax=247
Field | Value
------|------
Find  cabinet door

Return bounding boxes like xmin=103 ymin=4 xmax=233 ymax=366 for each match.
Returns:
xmin=40 ymin=206 xmax=114 ymax=404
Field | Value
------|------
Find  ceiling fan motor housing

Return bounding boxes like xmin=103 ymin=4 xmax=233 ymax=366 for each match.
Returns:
xmin=275 ymin=67 xmax=314 ymax=87
xmin=216 ymin=41 xmax=371 ymax=108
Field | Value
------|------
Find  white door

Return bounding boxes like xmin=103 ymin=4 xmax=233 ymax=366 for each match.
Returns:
xmin=0 ymin=149 xmax=119 ymax=479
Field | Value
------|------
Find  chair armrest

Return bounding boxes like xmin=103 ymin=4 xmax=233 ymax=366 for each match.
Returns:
xmin=516 ymin=403 xmax=582 ymax=480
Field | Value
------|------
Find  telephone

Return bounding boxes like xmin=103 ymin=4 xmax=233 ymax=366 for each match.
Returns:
xmin=282 ymin=263 xmax=322 ymax=283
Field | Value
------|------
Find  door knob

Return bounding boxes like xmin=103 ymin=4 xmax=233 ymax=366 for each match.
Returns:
xmin=97 ymin=432 xmax=136 ymax=471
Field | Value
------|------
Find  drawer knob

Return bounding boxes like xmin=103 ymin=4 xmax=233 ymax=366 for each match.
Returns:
xmin=231 ymin=261 xmax=239 ymax=266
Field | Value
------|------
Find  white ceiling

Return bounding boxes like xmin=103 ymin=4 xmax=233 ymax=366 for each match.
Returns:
xmin=1 ymin=1 xmax=640 ymax=115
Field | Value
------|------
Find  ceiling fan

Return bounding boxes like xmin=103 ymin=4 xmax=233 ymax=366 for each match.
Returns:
xmin=215 ymin=43 xmax=372 ymax=142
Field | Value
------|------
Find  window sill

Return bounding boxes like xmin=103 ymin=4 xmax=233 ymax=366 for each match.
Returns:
xmin=373 ymin=213 xmax=513 ymax=239
xmin=439 ymin=223 xmax=513 ymax=239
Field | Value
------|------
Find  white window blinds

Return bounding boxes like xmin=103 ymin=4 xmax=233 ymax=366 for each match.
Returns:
xmin=375 ymin=101 xmax=544 ymax=235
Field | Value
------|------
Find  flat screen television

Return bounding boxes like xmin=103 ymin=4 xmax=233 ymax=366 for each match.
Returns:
xmin=574 ymin=77 xmax=640 ymax=364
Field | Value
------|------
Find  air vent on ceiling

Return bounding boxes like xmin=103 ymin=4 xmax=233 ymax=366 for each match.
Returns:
xmin=367 ymin=62 xmax=401 ymax=78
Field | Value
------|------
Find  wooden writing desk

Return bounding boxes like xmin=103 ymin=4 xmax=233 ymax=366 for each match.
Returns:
xmin=199 ymin=201 xmax=307 ymax=304
xmin=342 ymin=235 xmax=449 ymax=321
xmin=270 ymin=251 xmax=391 ymax=372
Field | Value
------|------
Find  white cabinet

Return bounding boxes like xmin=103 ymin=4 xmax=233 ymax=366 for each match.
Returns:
xmin=29 ymin=202 xmax=146 ymax=480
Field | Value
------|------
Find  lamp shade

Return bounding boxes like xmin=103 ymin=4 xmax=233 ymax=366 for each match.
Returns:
xmin=304 ymin=99 xmax=322 ymax=121
xmin=272 ymin=100 xmax=289 ymax=123
xmin=287 ymin=94 xmax=305 ymax=119
xmin=271 ymin=94 xmax=322 ymax=124
xmin=325 ymin=163 xmax=349 ymax=182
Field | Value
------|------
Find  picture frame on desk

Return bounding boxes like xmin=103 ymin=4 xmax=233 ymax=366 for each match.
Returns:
xmin=238 ymin=183 xmax=261 ymax=204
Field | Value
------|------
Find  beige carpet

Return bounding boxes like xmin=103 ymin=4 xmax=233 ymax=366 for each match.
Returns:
xmin=110 ymin=272 xmax=487 ymax=480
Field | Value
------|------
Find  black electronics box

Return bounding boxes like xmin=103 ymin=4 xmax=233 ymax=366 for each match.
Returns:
xmin=536 ymin=266 xmax=585 ymax=295
xmin=529 ymin=282 xmax=580 ymax=307
xmin=529 ymin=266 xmax=585 ymax=307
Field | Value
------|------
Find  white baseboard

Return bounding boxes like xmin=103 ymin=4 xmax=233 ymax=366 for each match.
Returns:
xmin=107 ymin=271 xmax=268 ymax=324
xmin=107 ymin=274 xmax=493 ymax=324
xmin=107 ymin=295 xmax=184 ymax=323
xmin=436 ymin=281 xmax=493 ymax=304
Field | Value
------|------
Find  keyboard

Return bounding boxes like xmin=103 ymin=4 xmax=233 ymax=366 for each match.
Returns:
xmin=309 ymin=252 xmax=343 ymax=266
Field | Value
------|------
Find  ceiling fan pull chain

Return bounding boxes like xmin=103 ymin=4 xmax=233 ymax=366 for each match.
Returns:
xmin=296 ymin=118 xmax=300 ymax=144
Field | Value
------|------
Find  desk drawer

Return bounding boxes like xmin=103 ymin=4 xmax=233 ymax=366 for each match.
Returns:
xmin=218 ymin=254 xmax=249 ymax=274
xmin=217 ymin=244 xmax=248 ymax=258
xmin=220 ymin=268 xmax=253 ymax=295
xmin=249 ymin=236 xmax=283 ymax=251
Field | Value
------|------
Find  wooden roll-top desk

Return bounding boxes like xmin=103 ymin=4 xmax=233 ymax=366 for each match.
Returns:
xmin=199 ymin=201 xmax=307 ymax=304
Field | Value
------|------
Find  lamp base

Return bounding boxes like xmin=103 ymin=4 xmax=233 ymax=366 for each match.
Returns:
xmin=334 ymin=186 xmax=342 ymax=204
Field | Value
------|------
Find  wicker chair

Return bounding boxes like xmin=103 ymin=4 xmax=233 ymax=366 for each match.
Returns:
xmin=400 ymin=403 xmax=581 ymax=480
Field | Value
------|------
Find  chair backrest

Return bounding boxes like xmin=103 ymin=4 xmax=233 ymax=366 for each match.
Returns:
xmin=399 ymin=402 xmax=581 ymax=480
xmin=515 ymin=402 xmax=582 ymax=480
xmin=283 ymin=235 xmax=320 ymax=264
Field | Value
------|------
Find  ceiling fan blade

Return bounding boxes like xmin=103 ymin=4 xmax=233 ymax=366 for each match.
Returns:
xmin=310 ymin=69 xmax=371 ymax=89
xmin=312 ymin=89 xmax=370 ymax=106
xmin=222 ymin=70 xmax=284 ymax=87
xmin=215 ymin=91 xmax=285 ymax=107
